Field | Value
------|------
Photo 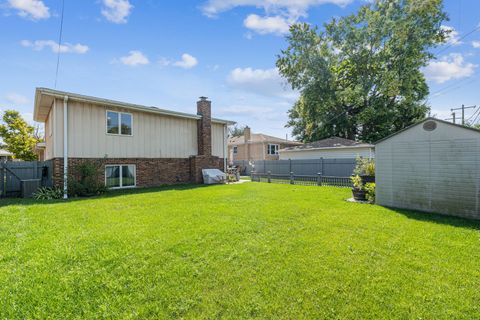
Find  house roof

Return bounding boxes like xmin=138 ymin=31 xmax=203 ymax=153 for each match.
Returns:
xmin=374 ymin=117 xmax=480 ymax=145
xmin=228 ymin=133 xmax=301 ymax=145
xmin=34 ymin=87 xmax=235 ymax=125
xmin=0 ymin=149 xmax=13 ymax=157
xmin=280 ymin=137 xmax=373 ymax=152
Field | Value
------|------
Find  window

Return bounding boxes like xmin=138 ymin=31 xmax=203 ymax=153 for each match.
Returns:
xmin=267 ymin=144 xmax=279 ymax=155
xmin=106 ymin=111 xmax=132 ymax=135
xmin=233 ymin=146 xmax=238 ymax=154
xmin=105 ymin=165 xmax=136 ymax=188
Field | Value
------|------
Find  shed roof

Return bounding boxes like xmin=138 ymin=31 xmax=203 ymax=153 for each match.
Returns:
xmin=281 ymin=137 xmax=373 ymax=152
xmin=34 ymin=87 xmax=235 ymax=125
xmin=374 ymin=117 xmax=480 ymax=145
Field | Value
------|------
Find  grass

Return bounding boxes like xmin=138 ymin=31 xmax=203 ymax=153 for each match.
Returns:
xmin=1 ymin=183 xmax=479 ymax=319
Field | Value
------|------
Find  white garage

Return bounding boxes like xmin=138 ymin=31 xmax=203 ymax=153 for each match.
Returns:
xmin=375 ymin=118 xmax=480 ymax=219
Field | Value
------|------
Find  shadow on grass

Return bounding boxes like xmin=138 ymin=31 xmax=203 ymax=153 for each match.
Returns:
xmin=387 ymin=206 xmax=480 ymax=230
xmin=0 ymin=183 xmax=213 ymax=208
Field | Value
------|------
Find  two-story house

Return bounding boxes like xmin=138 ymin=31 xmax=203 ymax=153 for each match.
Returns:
xmin=228 ymin=127 xmax=302 ymax=162
xmin=34 ymin=88 xmax=234 ymax=197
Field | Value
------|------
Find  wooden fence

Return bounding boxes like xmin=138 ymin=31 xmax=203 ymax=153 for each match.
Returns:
xmin=251 ymin=171 xmax=352 ymax=188
xmin=0 ymin=160 xmax=53 ymax=197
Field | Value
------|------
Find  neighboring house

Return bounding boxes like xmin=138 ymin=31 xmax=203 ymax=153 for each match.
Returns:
xmin=33 ymin=88 xmax=234 ymax=194
xmin=279 ymin=137 xmax=374 ymax=160
xmin=228 ymin=127 xmax=301 ymax=162
xmin=0 ymin=149 xmax=13 ymax=161
xmin=376 ymin=118 xmax=480 ymax=220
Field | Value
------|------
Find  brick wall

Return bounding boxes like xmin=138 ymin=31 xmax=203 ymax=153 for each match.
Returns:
xmin=52 ymin=156 xmax=224 ymax=189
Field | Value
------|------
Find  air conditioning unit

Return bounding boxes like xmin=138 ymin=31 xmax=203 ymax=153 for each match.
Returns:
xmin=21 ymin=179 xmax=41 ymax=198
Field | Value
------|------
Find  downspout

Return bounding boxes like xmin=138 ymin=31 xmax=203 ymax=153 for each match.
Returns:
xmin=223 ymin=124 xmax=227 ymax=172
xmin=63 ymin=95 xmax=69 ymax=199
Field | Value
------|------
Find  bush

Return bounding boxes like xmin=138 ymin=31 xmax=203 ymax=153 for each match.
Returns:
xmin=354 ymin=157 xmax=375 ymax=176
xmin=68 ymin=161 xmax=107 ymax=197
xmin=364 ymin=182 xmax=376 ymax=202
xmin=351 ymin=174 xmax=363 ymax=190
xmin=33 ymin=187 xmax=64 ymax=200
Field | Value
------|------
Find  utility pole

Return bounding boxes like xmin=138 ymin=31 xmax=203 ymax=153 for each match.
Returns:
xmin=445 ymin=112 xmax=456 ymax=124
xmin=451 ymin=105 xmax=476 ymax=125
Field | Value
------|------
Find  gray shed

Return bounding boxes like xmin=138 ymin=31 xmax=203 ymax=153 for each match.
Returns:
xmin=375 ymin=118 xmax=480 ymax=219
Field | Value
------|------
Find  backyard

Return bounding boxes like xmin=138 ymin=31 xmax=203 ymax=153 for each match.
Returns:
xmin=0 ymin=182 xmax=479 ymax=319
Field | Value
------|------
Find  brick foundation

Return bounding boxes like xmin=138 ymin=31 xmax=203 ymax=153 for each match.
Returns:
xmin=52 ymin=157 xmax=224 ymax=189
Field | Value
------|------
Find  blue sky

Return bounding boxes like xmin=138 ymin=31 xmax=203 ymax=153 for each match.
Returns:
xmin=1 ymin=0 xmax=480 ymax=138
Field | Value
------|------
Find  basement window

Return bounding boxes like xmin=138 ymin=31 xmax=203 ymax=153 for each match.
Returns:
xmin=106 ymin=111 xmax=133 ymax=136
xmin=267 ymin=144 xmax=279 ymax=155
xmin=105 ymin=165 xmax=136 ymax=189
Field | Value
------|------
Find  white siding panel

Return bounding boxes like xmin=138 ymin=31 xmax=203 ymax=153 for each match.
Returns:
xmin=279 ymin=147 xmax=374 ymax=160
xmin=53 ymin=99 xmax=198 ymax=158
xmin=212 ymin=123 xmax=225 ymax=158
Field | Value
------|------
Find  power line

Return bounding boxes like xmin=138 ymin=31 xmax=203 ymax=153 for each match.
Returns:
xmin=54 ymin=0 xmax=65 ymax=89
xmin=435 ymin=24 xmax=480 ymax=56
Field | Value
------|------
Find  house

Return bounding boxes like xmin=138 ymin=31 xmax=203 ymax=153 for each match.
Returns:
xmin=279 ymin=137 xmax=374 ymax=160
xmin=228 ymin=127 xmax=301 ymax=162
xmin=33 ymin=88 xmax=234 ymax=196
xmin=376 ymin=118 xmax=480 ymax=220
xmin=0 ymin=149 xmax=13 ymax=161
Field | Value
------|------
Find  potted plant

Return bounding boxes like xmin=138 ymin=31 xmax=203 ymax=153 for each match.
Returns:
xmin=351 ymin=157 xmax=375 ymax=201
xmin=351 ymin=174 xmax=367 ymax=201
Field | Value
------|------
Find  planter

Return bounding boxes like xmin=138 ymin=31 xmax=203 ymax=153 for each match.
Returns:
xmin=352 ymin=188 xmax=367 ymax=201
xmin=360 ymin=175 xmax=375 ymax=184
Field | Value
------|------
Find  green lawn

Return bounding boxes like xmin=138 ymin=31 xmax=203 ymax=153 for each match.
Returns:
xmin=1 ymin=183 xmax=479 ymax=319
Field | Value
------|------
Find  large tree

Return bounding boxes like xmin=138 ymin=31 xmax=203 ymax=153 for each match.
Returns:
xmin=0 ymin=110 xmax=40 ymax=161
xmin=277 ymin=0 xmax=448 ymax=143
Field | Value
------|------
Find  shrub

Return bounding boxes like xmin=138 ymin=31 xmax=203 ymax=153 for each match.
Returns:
xmin=351 ymin=174 xmax=363 ymax=190
xmin=68 ymin=161 xmax=107 ymax=197
xmin=364 ymin=182 xmax=376 ymax=202
xmin=33 ymin=187 xmax=64 ymax=200
xmin=353 ymin=156 xmax=375 ymax=176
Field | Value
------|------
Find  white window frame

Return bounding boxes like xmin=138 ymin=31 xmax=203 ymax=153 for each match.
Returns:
xmin=105 ymin=164 xmax=136 ymax=189
xmin=233 ymin=146 xmax=238 ymax=154
xmin=267 ymin=144 xmax=280 ymax=155
xmin=106 ymin=110 xmax=133 ymax=136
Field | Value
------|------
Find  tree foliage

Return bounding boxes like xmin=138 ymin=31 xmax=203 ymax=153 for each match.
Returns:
xmin=277 ymin=0 xmax=448 ymax=143
xmin=0 ymin=110 xmax=40 ymax=161
xmin=229 ymin=125 xmax=246 ymax=137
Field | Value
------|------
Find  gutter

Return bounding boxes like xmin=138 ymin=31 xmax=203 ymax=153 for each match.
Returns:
xmin=63 ymin=95 xmax=68 ymax=200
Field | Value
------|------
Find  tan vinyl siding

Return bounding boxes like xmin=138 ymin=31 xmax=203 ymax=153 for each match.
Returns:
xmin=52 ymin=99 xmax=198 ymax=159
xmin=376 ymin=120 xmax=480 ymax=219
xmin=44 ymin=103 xmax=54 ymax=160
xmin=212 ymin=123 xmax=225 ymax=158
xmin=279 ymin=147 xmax=374 ymax=160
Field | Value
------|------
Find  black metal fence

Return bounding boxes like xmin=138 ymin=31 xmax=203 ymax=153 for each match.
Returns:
xmin=251 ymin=172 xmax=352 ymax=188
xmin=234 ymin=158 xmax=356 ymax=177
xmin=0 ymin=160 xmax=53 ymax=197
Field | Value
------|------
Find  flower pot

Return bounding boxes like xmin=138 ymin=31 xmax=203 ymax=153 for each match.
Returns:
xmin=360 ymin=175 xmax=375 ymax=184
xmin=352 ymin=188 xmax=367 ymax=201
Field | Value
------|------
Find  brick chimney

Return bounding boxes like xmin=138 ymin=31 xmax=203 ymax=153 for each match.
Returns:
xmin=197 ymin=96 xmax=212 ymax=156
xmin=244 ymin=126 xmax=251 ymax=142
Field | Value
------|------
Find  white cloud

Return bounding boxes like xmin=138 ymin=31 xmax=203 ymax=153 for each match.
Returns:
xmin=21 ymin=40 xmax=89 ymax=54
xmin=173 ymin=54 xmax=198 ymax=69
xmin=228 ymin=67 xmax=297 ymax=98
xmin=201 ymin=0 xmax=352 ymax=19
xmin=157 ymin=54 xmax=198 ymax=69
xmin=5 ymin=93 xmax=29 ymax=106
xmin=101 ymin=0 xmax=133 ymax=24
xmin=472 ymin=41 xmax=480 ymax=49
xmin=424 ymin=53 xmax=477 ymax=84
xmin=244 ymin=14 xmax=290 ymax=34
xmin=8 ymin=0 xmax=50 ymax=20
xmin=441 ymin=25 xmax=462 ymax=46
xmin=118 ymin=50 xmax=149 ymax=66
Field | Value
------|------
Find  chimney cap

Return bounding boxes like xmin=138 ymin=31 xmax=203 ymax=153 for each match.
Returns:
xmin=199 ymin=96 xmax=209 ymax=101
